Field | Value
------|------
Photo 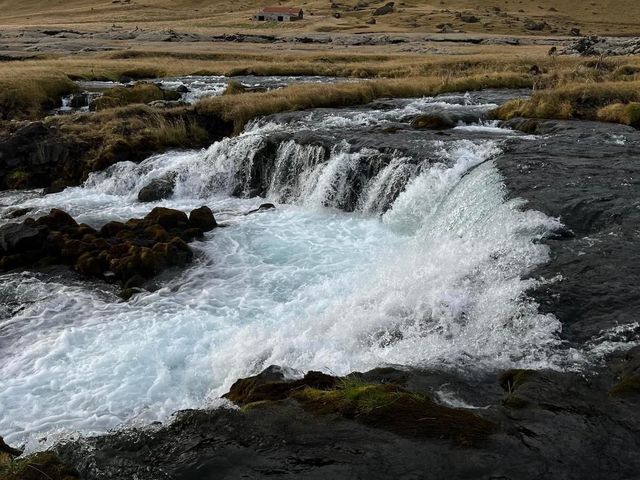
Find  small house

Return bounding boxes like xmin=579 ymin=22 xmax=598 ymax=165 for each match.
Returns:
xmin=254 ymin=7 xmax=304 ymax=22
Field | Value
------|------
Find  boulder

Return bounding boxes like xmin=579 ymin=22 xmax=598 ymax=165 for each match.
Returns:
xmin=460 ymin=15 xmax=479 ymax=23
xmin=373 ymin=2 xmax=394 ymax=16
xmin=137 ymin=174 xmax=176 ymax=202
xmin=145 ymin=207 xmax=189 ymax=230
xmin=0 ymin=222 xmax=42 ymax=254
xmin=189 ymin=206 xmax=217 ymax=231
xmin=524 ymin=20 xmax=546 ymax=31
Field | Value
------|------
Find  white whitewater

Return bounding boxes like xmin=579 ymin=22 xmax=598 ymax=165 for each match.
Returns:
xmin=0 ymin=94 xmax=574 ymax=450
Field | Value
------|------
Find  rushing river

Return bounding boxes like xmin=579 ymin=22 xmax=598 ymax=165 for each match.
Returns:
xmin=1 ymin=90 xmax=634 ymax=451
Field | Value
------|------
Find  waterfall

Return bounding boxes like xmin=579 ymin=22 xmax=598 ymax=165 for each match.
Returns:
xmin=0 ymin=93 xmax=578 ymax=450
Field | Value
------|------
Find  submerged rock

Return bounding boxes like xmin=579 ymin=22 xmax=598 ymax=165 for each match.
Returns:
xmin=245 ymin=203 xmax=276 ymax=215
xmin=411 ymin=113 xmax=457 ymax=130
xmin=0 ymin=206 xmax=218 ymax=293
xmin=137 ymin=175 xmax=177 ymax=202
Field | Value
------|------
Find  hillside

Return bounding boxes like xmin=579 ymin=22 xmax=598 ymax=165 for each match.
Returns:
xmin=0 ymin=0 xmax=639 ymax=36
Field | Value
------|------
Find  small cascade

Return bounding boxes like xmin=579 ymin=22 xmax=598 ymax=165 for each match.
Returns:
xmin=1 ymin=91 xmax=587 ymax=449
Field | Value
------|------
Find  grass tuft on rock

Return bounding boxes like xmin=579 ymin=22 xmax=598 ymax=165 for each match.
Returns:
xmin=292 ymin=378 xmax=496 ymax=447
xmin=0 ymin=452 xmax=79 ymax=480
xmin=609 ymin=375 xmax=640 ymax=398
xmin=491 ymin=80 xmax=640 ymax=123
xmin=0 ymin=69 xmax=77 ymax=120
xmin=92 ymin=83 xmax=181 ymax=111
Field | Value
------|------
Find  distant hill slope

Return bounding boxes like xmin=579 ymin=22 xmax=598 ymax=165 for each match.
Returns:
xmin=0 ymin=0 xmax=638 ymax=36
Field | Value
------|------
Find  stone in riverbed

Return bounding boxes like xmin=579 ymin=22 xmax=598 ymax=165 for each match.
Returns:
xmin=0 ymin=222 xmax=42 ymax=254
xmin=137 ymin=174 xmax=176 ymax=203
xmin=189 ymin=206 xmax=217 ymax=231
xmin=144 ymin=207 xmax=189 ymax=230
xmin=411 ymin=113 xmax=457 ymax=130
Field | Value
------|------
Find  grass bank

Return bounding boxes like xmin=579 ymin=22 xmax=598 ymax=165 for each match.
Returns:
xmin=0 ymin=67 xmax=77 ymax=120
xmin=491 ymin=80 xmax=640 ymax=125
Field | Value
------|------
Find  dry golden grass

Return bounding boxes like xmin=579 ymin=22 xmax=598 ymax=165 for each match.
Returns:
xmin=0 ymin=67 xmax=77 ymax=119
xmin=597 ymin=103 xmax=640 ymax=127
xmin=492 ymin=80 xmax=640 ymax=122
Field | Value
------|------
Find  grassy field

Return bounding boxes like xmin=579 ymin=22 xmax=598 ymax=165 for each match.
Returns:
xmin=1 ymin=0 xmax=639 ymax=35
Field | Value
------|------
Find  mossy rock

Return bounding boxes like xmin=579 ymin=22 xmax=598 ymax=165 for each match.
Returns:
xmin=609 ymin=375 xmax=640 ymax=398
xmin=5 ymin=170 xmax=32 ymax=189
xmin=410 ymin=113 xmax=456 ymax=130
xmin=0 ymin=452 xmax=79 ymax=480
xmin=92 ymin=83 xmax=181 ymax=111
xmin=293 ymin=380 xmax=495 ymax=447
xmin=499 ymin=369 xmax=537 ymax=409
xmin=224 ymin=369 xmax=337 ymax=405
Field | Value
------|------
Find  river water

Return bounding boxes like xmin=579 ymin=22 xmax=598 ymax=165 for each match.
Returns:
xmin=1 ymin=90 xmax=636 ymax=451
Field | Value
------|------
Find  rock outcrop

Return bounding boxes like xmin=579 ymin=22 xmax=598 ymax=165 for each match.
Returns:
xmin=51 ymin=358 xmax=640 ymax=480
xmin=561 ymin=36 xmax=640 ymax=56
xmin=373 ymin=2 xmax=394 ymax=16
xmin=0 ymin=206 xmax=217 ymax=295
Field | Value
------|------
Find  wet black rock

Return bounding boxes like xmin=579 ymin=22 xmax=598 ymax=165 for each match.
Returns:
xmin=189 ymin=205 xmax=217 ymax=231
xmin=137 ymin=174 xmax=176 ymax=202
xmin=0 ymin=222 xmax=42 ymax=254
xmin=411 ymin=113 xmax=457 ymax=129
xmin=496 ymin=119 xmax=640 ymax=342
xmin=245 ymin=203 xmax=276 ymax=215
xmin=53 ymin=362 xmax=640 ymax=480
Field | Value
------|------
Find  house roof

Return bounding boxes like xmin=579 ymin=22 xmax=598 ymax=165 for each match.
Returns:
xmin=261 ymin=7 xmax=303 ymax=15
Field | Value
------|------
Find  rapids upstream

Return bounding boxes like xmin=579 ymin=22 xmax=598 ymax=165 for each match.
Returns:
xmin=1 ymin=90 xmax=639 ymax=456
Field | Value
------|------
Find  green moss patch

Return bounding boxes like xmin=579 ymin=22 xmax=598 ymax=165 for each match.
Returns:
xmin=609 ymin=375 xmax=640 ymax=398
xmin=292 ymin=379 xmax=495 ymax=447
xmin=0 ymin=452 xmax=79 ymax=480
xmin=92 ymin=83 xmax=181 ymax=111
xmin=226 ymin=372 xmax=495 ymax=448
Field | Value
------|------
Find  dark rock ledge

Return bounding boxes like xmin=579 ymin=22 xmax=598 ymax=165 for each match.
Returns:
xmin=0 ymin=206 xmax=217 ymax=298
xmin=2 ymin=348 xmax=638 ymax=480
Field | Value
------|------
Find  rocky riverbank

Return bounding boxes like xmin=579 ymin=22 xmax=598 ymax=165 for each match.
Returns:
xmin=3 ymin=350 xmax=638 ymax=480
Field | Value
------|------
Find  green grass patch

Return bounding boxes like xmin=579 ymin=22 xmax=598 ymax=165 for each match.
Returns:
xmin=0 ymin=452 xmax=79 ymax=480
